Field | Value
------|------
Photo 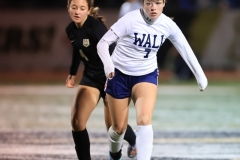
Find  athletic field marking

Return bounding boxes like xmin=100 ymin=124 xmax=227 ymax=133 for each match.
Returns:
xmin=90 ymin=137 xmax=240 ymax=143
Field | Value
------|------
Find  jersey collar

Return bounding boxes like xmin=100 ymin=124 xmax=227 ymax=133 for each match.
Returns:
xmin=140 ymin=8 xmax=157 ymax=25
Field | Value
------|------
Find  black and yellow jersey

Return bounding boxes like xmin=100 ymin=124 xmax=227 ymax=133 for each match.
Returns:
xmin=66 ymin=15 xmax=115 ymax=83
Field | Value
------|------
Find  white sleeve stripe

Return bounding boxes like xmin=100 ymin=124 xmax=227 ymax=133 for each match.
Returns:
xmin=101 ymin=29 xmax=119 ymax=45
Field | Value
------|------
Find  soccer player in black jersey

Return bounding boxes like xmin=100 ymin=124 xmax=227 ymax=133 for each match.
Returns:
xmin=65 ymin=0 xmax=137 ymax=159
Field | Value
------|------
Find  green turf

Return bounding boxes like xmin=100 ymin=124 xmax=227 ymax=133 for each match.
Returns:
xmin=152 ymin=85 xmax=240 ymax=131
xmin=0 ymin=85 xmax=239 ymax=131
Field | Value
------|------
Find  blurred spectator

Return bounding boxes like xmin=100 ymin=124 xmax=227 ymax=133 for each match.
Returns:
xmin=226 ymin=0 xmax=240 ymax=8
xmin=119 ymin=0 xmax=142 ymax=18
xmin=197 ymin=0 xmax=221 ymax=9
xmin=196 ymin=0 xmax=240 ymax=9
xmin=0 ymin=0 xmax=125 ymax=9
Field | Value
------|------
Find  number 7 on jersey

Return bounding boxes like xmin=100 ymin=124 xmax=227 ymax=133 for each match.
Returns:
xmin=144 ymin=48 xmax=151 ymax=58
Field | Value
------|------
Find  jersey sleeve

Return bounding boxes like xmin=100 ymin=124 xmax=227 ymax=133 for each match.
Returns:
xmin=69 ymin=48 xmax=81 ymax=75
xmin=66 ymin=22 xmax=76 ymax=41
xmin=97 ymin=30 xmax=119 ymax=77
xmin=92 ymin=19 xmax=116 ymax=56
xmin=110 ymin=13 xmax=132 ymax=38
xmin=65 ymin=22 xmax=81 ymax=75
xmin=65 ymin=22 xmax=72 ymax=36
xmin=93 ymin=20 xmax=109 ymax=41
xmin=92 ymin=19 xmax=116 ymax=55
xmin=168 ymin=22 xmax=208 ymax=90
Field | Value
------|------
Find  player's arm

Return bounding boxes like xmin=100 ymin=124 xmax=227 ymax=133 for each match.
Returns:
xmin=66 ymin=48 xmax=81 ymax=88
xmin=93 ymin=22 xmax=116 ymax=56
xmin=97 ymin=29 xmax=119 ymax=78
xmin=169 ymin=25 xmax=208 ymax=91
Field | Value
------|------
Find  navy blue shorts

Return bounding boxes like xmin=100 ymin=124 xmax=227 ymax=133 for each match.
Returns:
xmin=105 ymin=68 xmax=158 ymax=99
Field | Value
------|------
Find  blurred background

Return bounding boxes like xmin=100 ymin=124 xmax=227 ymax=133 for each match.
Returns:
xmin=0 ymin=0 xmax=240 ymax=84
xmin=0 ymin=1 xmax=240 ymax=159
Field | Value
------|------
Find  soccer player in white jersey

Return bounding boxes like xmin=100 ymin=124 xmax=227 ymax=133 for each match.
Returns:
xmin=97 ymin=0 xmax=208 ymax=159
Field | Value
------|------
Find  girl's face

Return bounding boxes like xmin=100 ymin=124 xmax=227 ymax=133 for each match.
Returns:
xmin=68 ymin=0 xmax=90 ymax=26
xmin=142 ymin=0 xmax=165 ymax=19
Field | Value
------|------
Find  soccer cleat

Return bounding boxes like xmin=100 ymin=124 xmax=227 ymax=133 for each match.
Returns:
xmin=127 ymin=144 xmax=137 ymax=158
xmin=127 ymin=130 xmax=137 ymax=158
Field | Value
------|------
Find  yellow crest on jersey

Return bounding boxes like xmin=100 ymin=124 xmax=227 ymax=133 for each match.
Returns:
xmin=83 ymin=39 xmax=90 ymax=47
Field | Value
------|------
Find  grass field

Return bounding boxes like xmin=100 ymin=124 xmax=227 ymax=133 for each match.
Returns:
xmin=0 ymin=83 xmax=240 ymax=159
xmin=0 ymin=83 xmax=239 ymax=131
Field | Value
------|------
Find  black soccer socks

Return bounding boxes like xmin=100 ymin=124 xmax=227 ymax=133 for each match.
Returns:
xmin=109 ymin=149 xmax=122 ymax=160
xmin=72 ymin=129 xmax=91 ymax=160
xmin=124 ymin=124 xmax=136 ymax=146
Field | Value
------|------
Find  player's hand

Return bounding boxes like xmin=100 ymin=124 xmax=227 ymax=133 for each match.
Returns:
xmin=104 ymin=72 xmax=114 ymax=92
xmin=198 ymin=83 xmax=207 ymax=92
xmin=198 ymin=78 xmax=208 ymax=92
xmin=108 ymin=72 xmax=115 ymax=79
xmin=66 ymin=75 xmax=76 ymax=88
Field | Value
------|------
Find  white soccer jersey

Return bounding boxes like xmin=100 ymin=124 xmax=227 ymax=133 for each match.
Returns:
xmin=97 ymin=9 xmax=208 ymax=90
xmin=111 ymin=9 xmax=171 ymax=76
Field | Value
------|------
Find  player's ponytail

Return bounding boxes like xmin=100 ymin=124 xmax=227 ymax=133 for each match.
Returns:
xmin=89 ymin=7 xmax=105 ymax=23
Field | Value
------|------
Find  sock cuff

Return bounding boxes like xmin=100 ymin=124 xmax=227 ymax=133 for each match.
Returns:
xmin=137 ymin=124 xmax=152 ymax=130
xmin=72 ymin=128 xmax=89 ymax=144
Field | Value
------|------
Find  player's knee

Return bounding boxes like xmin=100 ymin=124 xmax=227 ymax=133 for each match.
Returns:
xmin=71 ymin=116 xmax=85 ymax=131
xmin=111 ymin=124 xmax=126 ymax=135
xmin=108 ymin=126 xmax=125 ymax=142
xmin=137 ymin=115 xmax=151 ymax=125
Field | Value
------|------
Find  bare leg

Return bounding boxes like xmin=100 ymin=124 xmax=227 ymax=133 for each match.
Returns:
xmin=132 ymin=82 xmax=157 ymax=160
xmin=104 ymin=97 xmax=137 ymax=158
xmin=106 ymin=94 xmax=130 ymax=159
xmin=71 ymin=85 xmax=100 ymax=160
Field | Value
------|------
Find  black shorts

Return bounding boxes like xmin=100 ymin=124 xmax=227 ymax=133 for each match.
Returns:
xmin=79 ymin=73 xmax=106 ymax=99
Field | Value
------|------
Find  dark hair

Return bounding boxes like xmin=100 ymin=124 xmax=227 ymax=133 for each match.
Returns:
xmin=67 ymin=0 xmax=105 ymax=23
xmin=140 ymin=0 xmax=167 ymax=3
